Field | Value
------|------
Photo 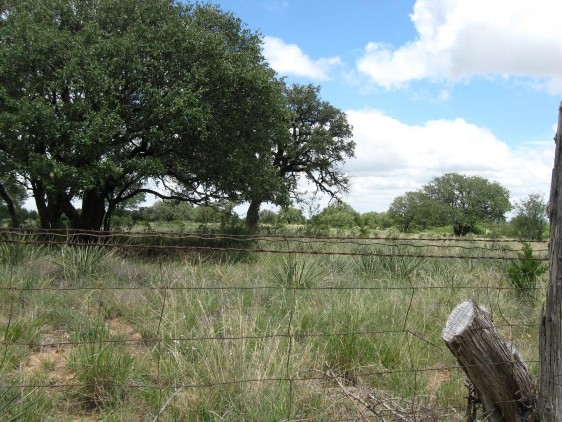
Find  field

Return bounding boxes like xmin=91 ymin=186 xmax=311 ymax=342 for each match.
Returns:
xmin=0 ymin=230 xmax=549 ymax=421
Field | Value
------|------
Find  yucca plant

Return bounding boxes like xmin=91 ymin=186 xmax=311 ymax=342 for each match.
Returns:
xmin=270 ymin=254 xmax=329 ymax=288
xmin=49 ymin=245 xmax=115 ymax=282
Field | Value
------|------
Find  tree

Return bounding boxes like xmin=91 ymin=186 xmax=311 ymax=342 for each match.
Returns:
xmin=311 ymin=202 xmax=359 ymax=229
xmin=0 ymin=0 xmax=286 ymax=230
xmin=422 ymin=173 xmax=511 ymax=236
xmin=245 ymin=84 xmax=355 ymax=230
xmin=387 ymin=191 xmax=435 ymax=232
xmin=510 ymin=193 xmax=548 ymax=240
xmin=278 ymin=207 xmax=306 ymax=225
xmin=0 ymin=175 xmax=26 ymax=227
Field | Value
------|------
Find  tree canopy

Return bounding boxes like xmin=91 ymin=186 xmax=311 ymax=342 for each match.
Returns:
xmin=0 ymin=0 xmax=286 ymax=230
xmin=245 ymin=83 xmax=355 ymax=230
xmin=388 ymin=173 xmax=512 ymax=236
xmin=511 ymin=193 xmax=548 ymax=240
xmin=422 ymin=173 xmax=511 ymax=235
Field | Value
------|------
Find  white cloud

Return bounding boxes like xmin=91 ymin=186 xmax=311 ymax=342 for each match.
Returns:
xmin=262 ymin=36 xmax=341 ymax=80
xmin=343 ymin=109 xmax=554 ymax=212
xmin=357 ymin=0 xmax=562 ymax=91
xmin=262 ymin=1 xmax=289 ymax=12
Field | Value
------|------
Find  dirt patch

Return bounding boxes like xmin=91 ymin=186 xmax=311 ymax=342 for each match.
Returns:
xmin=426 ymin=368 xmax=451 ymax=403
xmin=23 ymin=348 xmax=73 ymax=383
xmin=106 ymin=318 xmax=145 ymax=356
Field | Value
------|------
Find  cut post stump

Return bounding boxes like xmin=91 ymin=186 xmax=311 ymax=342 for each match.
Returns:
xmin=442 ymin=300 xmax=536 ymax=421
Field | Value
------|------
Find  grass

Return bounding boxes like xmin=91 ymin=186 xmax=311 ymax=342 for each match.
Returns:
xmin=0 ymin=233 xmax=548 ymax=420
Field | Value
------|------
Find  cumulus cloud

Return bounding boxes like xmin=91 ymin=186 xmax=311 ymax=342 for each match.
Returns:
xmin=357 ymin=0 xmax=562 ymax=91
xmin=343 ymin=109 xmax=554 ymax=212
xmin=262 ymin=36 xmax=341 ymax=80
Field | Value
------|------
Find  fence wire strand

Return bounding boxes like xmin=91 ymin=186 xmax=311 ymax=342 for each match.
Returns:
xmin=0 ymin=230 xmax=547 ymax=420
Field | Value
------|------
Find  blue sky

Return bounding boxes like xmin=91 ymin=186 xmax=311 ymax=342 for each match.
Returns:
xmin=214 ymin=0 xmax=560 ymax=213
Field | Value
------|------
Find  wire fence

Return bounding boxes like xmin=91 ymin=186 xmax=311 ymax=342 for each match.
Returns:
xmin=0 ymin=229 xmax=549 ymax=421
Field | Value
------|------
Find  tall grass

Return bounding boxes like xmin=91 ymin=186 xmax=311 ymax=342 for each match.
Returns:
xmin=0 ymin=234 xmax=548 ymax=420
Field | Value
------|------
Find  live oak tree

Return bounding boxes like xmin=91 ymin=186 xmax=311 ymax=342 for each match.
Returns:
xmin=387 ymin=191 xmax=435 ymax=233
xmin=0 ymin=0 xmax=285 ymax=230
xmin=387 ymin=173 xmax=511 ymax=236
xmin=245 ymin=84 xmax=355 ymax=230
xmin=422 ymin=173 xmax=511 ymax=236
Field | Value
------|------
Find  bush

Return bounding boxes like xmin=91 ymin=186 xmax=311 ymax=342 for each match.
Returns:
xmin=507 ymin=242 xmax=547 ymax=296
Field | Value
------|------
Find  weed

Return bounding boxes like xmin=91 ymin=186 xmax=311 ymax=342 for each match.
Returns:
xmin=355 ymin=245 xmax=426 ymax=280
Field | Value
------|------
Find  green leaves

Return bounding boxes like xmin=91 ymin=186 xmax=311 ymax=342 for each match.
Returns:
xmin=388 ymin=173 xmax=512 ymax=235
xmin=0 ymin=0 xmax=287 ymax=230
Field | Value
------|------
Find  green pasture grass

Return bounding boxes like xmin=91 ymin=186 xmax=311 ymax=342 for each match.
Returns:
xmin=0 ymin=233 xmax=549 ymax=420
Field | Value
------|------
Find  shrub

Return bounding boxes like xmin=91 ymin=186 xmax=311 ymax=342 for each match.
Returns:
xmin=507 ymin=242 xmax=547 ymax=295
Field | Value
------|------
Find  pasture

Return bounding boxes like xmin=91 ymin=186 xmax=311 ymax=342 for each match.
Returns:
xmin=0 ymin=231 xmax=548 ymax=420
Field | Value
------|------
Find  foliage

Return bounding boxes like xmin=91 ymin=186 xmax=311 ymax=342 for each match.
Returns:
xmin=387 ymin=191 xmax=435 ymax=233
xmin=49 ymin=245 xmax=115 ymax=283
xmin=422 ymin=173 xmax=511 ymax=236
xmin=387 ymin=173 xmax=511 ymax=235
xmin=245 ymin=83 xmax=355 ymax=229
xmin=0 ymin=175 xmax=28 ymax=228
xmin=510 ymin=193 xmax=548 ymax=240
xmin=270 ymin=254 xmax=329 ymax=288
xmin=507 ymin=242 xmax=548 ymax=295
xmin=0 ymin=234 xmax=544 ymax=419
xmin=278 ymin=207 xmax=306 ymax=225
xmin=0 ymin=0 xmax=286 ymax=231
xmin=0 ymin=377 xmax=42 ymax=421
xmin=0 ymin=234 xmax=43 ymax=266
xmin=359 ymin=211 xmax=392 ymax=230
xmin=310 ymin=202 xmax=360 ymax=229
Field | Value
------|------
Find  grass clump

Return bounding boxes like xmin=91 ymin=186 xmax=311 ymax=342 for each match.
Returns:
xmin=0 ymin=234 xmax=43 ymax=266
xmin=67 ymin=320 xmax=133 ymax=410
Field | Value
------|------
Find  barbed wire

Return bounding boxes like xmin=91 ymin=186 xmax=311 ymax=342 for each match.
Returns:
xmin=0 ymin=238 xmax=549 ymax=261
xmin=0 ymin=227 xmax=548 ymax=244
xmin=0 ymin=230 xmax=547 ymax=421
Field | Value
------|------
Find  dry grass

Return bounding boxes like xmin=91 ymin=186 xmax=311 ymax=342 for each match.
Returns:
xmin=0 ymin=235 xmax=547 ymax=420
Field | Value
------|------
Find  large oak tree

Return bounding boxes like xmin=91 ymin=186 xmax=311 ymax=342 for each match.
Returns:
xmin=388 ymin=173 xmax=512 ymax=236
xmin=245 ymin=84 xmax=355 ymax=230
xmin=0 ymin=0 xmax=286 ymax=230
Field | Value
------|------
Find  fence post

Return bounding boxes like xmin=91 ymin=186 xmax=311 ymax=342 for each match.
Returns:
xmin=442 ymin=300 xmax=535 ymax=421
xmin=538 ymin=101 xmax=562 ymax=420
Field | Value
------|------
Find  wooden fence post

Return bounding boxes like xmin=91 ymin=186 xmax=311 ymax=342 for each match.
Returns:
xmin=442 ymin=300 xmax=535 ymax=421
xmin=538 ymin=101 xmax=562 ymax=420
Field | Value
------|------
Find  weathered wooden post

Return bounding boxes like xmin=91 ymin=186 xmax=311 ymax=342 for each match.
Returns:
xmin=538 ymin=101 xmax=562 ymax=420
xmin=442 ymin=300 xmax=536 ymax=421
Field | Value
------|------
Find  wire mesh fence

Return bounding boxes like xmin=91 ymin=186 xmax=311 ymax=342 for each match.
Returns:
xmin=0 ymin=229 xmax=548 ymax=420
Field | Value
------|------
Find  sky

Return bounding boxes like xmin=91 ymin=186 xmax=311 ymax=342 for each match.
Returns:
xmin=213 ymin=0 xmax=561 ymax=214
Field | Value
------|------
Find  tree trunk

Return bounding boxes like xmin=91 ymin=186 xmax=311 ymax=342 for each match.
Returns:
xmin=0 ymin=182 xmax=20 ymax=228
xmin=32 ymin=184 xmax=64 ymax=230
xmin=245 ymin=199 xmax=261 ymax=232
xmin=538 ymin=101 xmax=562 ymax=420
xmin=443 ymin=300 xmax=536 ymax=421
xmin=78 ymin=190 xmax=106 ymax=231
